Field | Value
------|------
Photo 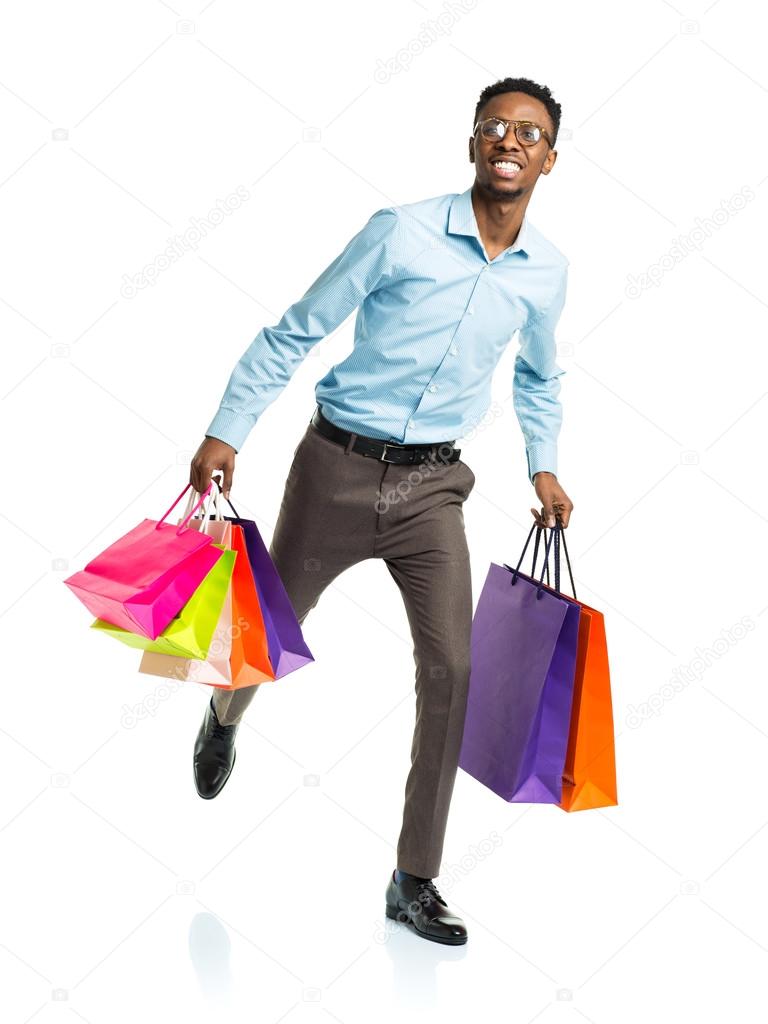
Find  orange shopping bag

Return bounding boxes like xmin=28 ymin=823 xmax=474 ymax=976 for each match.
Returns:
xmin=538 ymin=524 xmax=618 ymax=812
xmin=227 ymin=523 xmax=274 ymax=687
xmin=558 ymin=600 xmax=617 ymax=811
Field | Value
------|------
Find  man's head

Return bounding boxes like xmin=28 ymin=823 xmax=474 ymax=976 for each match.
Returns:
xmin=469 ymin=77 xmax=561 ymax=201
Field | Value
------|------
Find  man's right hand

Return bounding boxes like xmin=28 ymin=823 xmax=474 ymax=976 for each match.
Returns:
xmin=189 ymin=436 xmax=237 ymax=499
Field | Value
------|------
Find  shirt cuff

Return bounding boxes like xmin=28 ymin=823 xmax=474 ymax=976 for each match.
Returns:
xmin=526 ymin=443 xmax=558 ymax=484
xmin=204 ymin=408 xmax=256 ymax=453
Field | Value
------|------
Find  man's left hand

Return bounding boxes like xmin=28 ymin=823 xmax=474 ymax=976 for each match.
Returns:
xmin=530 ymin=472 xmax=573 ymax=528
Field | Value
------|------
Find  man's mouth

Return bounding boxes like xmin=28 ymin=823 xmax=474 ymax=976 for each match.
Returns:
xmin=490 ymin=159 xmax=522 ymax=179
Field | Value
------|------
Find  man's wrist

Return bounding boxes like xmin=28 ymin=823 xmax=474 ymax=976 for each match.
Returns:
xmin=205 ymin=434 xmax=238 ymax=454
xmin=204 ymin=408 xmax=253 ymax=452
xmin=526 ymin=442 xmax=558 ymax=485
xmin=533 ymin=471 xmax=557 ymax=483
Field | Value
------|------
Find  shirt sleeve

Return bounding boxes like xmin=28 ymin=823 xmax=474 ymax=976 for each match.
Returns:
xmin=512 ymin=263 xmax=569 ymax=484
xmin=204 ymin=207 xmax=401 ymax=452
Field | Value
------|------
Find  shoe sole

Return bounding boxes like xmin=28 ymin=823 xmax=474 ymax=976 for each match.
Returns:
xmin=194 ymin=748 xmax=236 ymax=800
xmin=385 ymin=903 xmax=468 ymax=945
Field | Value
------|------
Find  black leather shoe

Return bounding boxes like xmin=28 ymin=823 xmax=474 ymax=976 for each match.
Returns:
xmin=385 ymin=870 xmax=468 ymax=945
xmin=193 ymin=696 xmax=239 ymax=799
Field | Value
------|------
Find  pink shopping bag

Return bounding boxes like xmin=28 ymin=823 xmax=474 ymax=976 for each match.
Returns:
xmin=64 ymin=482 xmax=223 ymax=640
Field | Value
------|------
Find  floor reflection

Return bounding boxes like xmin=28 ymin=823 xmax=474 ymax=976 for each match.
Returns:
xmin=188 ymin=911 xmax=235 ymax=1006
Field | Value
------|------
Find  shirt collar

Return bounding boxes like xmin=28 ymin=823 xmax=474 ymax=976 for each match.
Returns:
xmin=447 ymin=186 xmax=532 ymax=259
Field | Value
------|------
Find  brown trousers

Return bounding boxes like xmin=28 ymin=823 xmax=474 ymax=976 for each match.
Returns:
xmin=212 ymin=411 xmax=476 ymax=879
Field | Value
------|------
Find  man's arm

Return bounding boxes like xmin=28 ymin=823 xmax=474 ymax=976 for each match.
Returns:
xmin=204 ymin=206 xmax=401 ymax=452
xmin=512 ymin=263 xmax=569 ymax=485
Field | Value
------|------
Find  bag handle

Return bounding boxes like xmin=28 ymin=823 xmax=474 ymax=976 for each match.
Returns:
xmin=191 ymin=488 xmax=216 ymax=535
xmin=534 ymin=525 xmax=558 ymax=599
xmin=156 ymin=482 xmax=213 ymax=535
xmin=556 ymin=520 xmax=577 ymax=599
xmin=505 ymin=522 xmax=545 ymax=584
xmin=504 ymin=517 xmax=577 ymax=600
xmin=531 ymin=526 xmax=550 ymax=587
xmin=181 ymin=482 xmax=222 ymax=529
xmin=537 ymin=518 xmax=578 ymax=600
xmin=210 ymin=473 xmax=241 ymax=519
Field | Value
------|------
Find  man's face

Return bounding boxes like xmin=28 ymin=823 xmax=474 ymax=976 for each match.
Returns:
xmin=469 ymin=91 xmax=557 ymax=200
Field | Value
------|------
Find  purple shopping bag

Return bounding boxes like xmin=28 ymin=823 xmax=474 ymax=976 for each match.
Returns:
xmin=458 ymin=524 xmax=580 ymax=803
xmin=204 ymin=486 xmax=314 ymax=678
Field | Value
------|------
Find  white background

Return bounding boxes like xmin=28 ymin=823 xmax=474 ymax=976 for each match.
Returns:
xmin=1 ymin=0 xmax=766 ymax=1020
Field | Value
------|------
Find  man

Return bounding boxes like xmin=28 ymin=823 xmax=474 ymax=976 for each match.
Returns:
xmin=189 ymin=75 xmax=574 ymax=946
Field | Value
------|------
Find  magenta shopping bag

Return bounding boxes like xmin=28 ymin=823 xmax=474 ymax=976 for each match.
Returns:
xmin=64 ymin=483 xmax=223 ymax=640
xmin=458 ymin=523 xmax=581 ymax=803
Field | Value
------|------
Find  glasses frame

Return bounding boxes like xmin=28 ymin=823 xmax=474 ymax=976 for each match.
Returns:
xmin=473 ymin=116 xmax=554 ymax=149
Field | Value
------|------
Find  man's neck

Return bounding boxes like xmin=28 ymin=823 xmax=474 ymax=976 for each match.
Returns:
xmin=471 ymin=182 xmax=528 ymax=259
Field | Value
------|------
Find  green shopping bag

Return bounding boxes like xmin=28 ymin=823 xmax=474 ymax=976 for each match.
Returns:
xmin=91 ymin=542 xmax=236 ymax=659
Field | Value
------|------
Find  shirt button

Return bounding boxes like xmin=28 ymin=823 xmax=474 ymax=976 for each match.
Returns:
xmin=467 ymin=307 xmax=475 ymax=315
xmin=408 ymin=419 xmax=415 ymax=428
xmin=450 ymin=345 xmax=458 ymax=355
xmin=428 ymin=384 xmax=438 ymax=392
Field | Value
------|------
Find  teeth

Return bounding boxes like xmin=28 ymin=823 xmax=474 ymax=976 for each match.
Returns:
xmin=493 ymin=160 xmax=520 ymax=171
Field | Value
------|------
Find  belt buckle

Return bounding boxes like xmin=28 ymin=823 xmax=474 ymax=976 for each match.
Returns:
xmin=379 ymin=441 xmax=406 ymax=463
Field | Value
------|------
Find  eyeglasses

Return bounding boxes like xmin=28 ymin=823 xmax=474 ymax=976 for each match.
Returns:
xmin=473 ymin=117 xmax=553 ymax=149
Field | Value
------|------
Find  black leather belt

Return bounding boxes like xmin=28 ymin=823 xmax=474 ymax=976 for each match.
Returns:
xmin=310 ymin=406 xmax=461 ymax=465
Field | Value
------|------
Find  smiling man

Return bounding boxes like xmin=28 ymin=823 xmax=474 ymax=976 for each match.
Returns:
xmin=189 ymin=76 xmax=574 ymax=946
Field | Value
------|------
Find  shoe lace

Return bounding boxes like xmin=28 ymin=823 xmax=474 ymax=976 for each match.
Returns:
xmin=415 ymin=878 xmax=446 ymax=907
xmin=211 ymin=719 xmax=233 ymax=741
xmin=209 ymin=706 xmax=235 ymax=741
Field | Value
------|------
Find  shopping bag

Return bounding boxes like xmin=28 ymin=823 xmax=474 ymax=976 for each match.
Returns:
xmin=458 ymin=524 xmax=581 ymax=802
xmin=138 ymin=583 xmax=236 ymax=687
xmin=147 ymin=489 xmax=247 ymax=685
xmin=64 ymin=482 xmax=222 ymax=640
xmin=138 ymin=514 xmax=275 ymax=689
xmin=228 ymin=523 xmax=274 ymax=686
xmin=213 ymin=486 xmax=314 ymax=678
xmin=89 ymin=487 xmax=236 ymax=659
xmin=90 ymin=545 xmax=236 ymax=659
xmin=547 ymin=527 xmax=618 ymax=812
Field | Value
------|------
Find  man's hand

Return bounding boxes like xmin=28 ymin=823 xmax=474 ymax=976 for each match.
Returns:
xmin=190 ymin=436 xmax=236 ymax=499
xmin=530 ymin=471 xmax=573 ymax=528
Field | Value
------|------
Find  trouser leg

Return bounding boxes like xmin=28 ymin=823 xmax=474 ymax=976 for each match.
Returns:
xmin=386 ymin=552 xmax=473 ymax=879
xmin=376 ymin=458 xmax=476 ymax=879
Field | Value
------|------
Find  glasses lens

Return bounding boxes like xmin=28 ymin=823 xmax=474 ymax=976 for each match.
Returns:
xmin=480 ymin=118 xmax=505 ymax=141
xmin=516 ymin=123 xmax=541 ymax=146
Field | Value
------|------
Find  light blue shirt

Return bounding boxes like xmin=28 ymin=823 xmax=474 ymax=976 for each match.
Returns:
xmin=205 ymin=186 xmax=569 ymax=482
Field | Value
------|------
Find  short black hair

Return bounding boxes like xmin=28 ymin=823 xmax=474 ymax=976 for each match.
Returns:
xmin=473 ymin=77 xmax=562 ymax=147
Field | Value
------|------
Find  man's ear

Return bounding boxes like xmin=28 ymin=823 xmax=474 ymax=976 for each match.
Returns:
xmin=540 ymin=148 xmax=558 ymax=175
xmin=468 ymin=138 xmax=475 ymax=163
